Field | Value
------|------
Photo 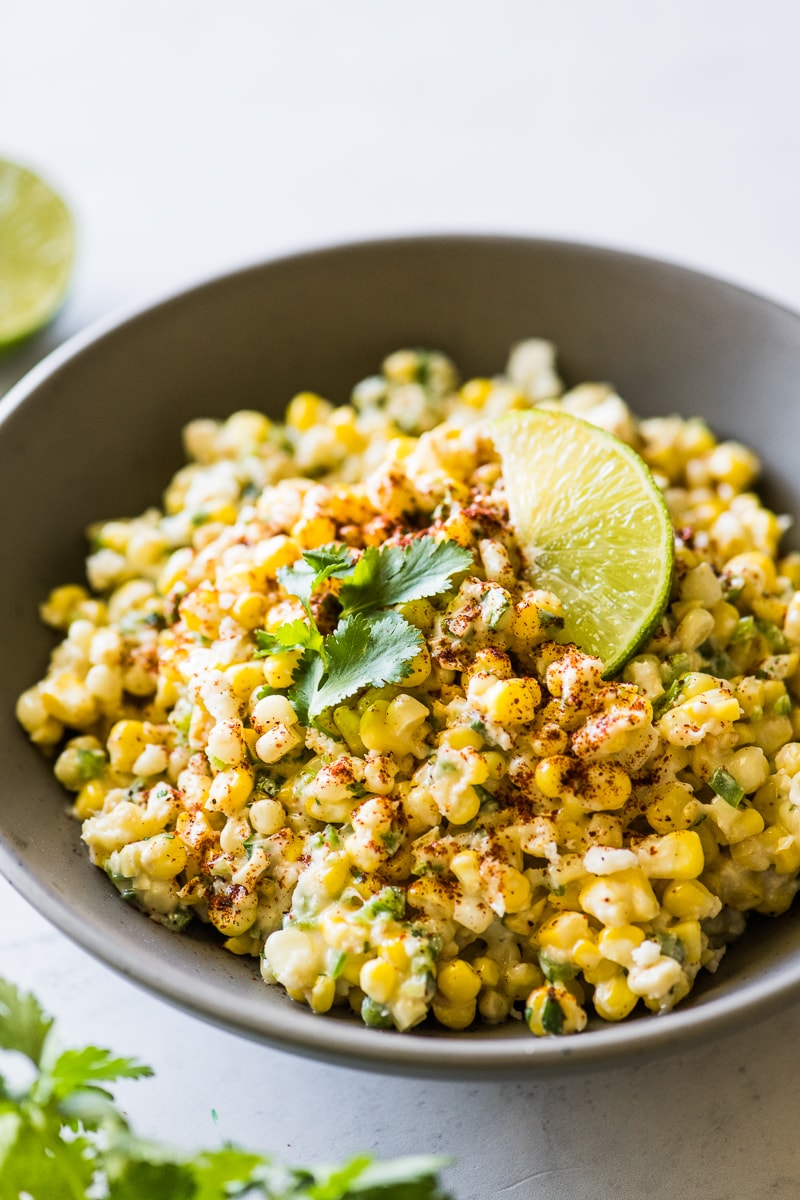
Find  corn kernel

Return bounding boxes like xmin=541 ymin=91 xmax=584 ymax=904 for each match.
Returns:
xmin=592 ymin=971 xmax=638 ymax=1021
xmin=309 ymin=975 xmax=336 ymax=1014
xmin=472 ymin=955 xmax=501 ymax=989
xmin=635 ymin=830 xmax=704 ymax=879
xmin=437 ymin=960 xmax=481 ymax=1005
xmin=432 ymin=997 xmax=476 ymax=1030
xmin=579 ymin=868 xmax=660 ymax=926
xmin=662 ymin=878 xmax=721 ymax=920
xmin=286 ymin=391 xmax=333 ymax=431
xmin=360 ymin=958 xmax=398 ymax=1005
xmin=73 ymin=779 xmax=108 ymax=820
xmin=525 ymin=984 xmax=587 ymax=1036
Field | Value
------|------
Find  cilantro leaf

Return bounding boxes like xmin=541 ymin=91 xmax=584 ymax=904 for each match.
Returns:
xmin=106 ymin=1158 xmax=196 ymax=1200
xmin=0 ymin=978 xmax=53 ymax=1066
xmin=305 ymin=611 xmax=422 ymax=719
xmin=189 ymin=1145 xmax=272 ymax=1199
xmin=0 ymin=1118 xmax=96 ymax=1199
xmin=278 ymin=544 xmax=356 ymax=612
xmin=255 ymin=618 xmax=324 ymax=659
xmin=339 ymin=537 xmax=472 ymax=617
xmin=47 ymin=1046 xmax=153 ymax=1101
xmin=288 ymin=649 xmax=326 ymax=726
xmin=337 ymin=1154 xmax=453 ymax=1198
xmin=0 ymin=976 xmax=454 ymax=1199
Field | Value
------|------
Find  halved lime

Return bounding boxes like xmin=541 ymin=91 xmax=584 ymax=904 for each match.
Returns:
xmin=0 ymin=160 xmax=75 ymax=348
xmin=492 ymin=408 xmax=674 ymax=675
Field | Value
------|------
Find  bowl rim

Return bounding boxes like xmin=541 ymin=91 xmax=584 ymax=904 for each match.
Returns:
xmin=3 ymin=231 xmax=800 ymax=1076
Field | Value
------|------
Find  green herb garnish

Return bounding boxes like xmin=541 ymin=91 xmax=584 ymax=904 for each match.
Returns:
xmin=0 ymin=977 xmax=451 ymax=1196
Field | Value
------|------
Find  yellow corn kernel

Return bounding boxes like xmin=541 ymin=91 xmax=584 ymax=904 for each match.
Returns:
xmin=140 ymin=833 xmax=188 ymax=880
xmin=572 ymin=938 xmax=602 ymax=972
xmin=445 ymin=726 xmax=483 ymax=751
xmin=592 ymin=971 xmax=638 ymax=1022
xmin=329 ymin=405 xmax=367 ymax=451
xmin=725 ymin=550 xmax=777 ymax=597
xmin=40 ymin=585 xmax=91 ymax=630
xmin=309 ymin=974 xmax=336 ymax=1014
xmin=402 ymin=647 xmax=432 ymax=687
xmin=525 ymin=984 xmax=587 ymax=1037
xmin=206 ymin=766 xmax=254 ymax=816
xmin=459 ymin=378 xmax=493 ymax=408
xmin=480 ymin=677 xmax=541 ymax=724
xmin=39 ymin=674 xmax=97 ymax=728
xmin=450 ymin=849 xmax=482 ymax=894
xmin=231 ymin=592 xmax=266 ymax=630
xmin=107 ymin=720 xmax=147 ymax=774
xmin=360 ymin=958 xmax=398 ymax=1005
xmin=635 ymin=830 xmax=704 ymax=879
xmin=662 ymin=878 xmax=721 ymax=920
xmin=503 ymin=962 xmax=544 ymax=1001
xmin=441 ymin=511 xmax=474 ymax=548
xmin=709 ymin=797 xmax=765 ymax=844
xmin=538 ymin=911 xmax=593 ymax=955
xmin=254 ymin=535 xmax=301 ymax=581
xmin=407 ymin=876 xmax=455 ymax=920
xmin=712 ymin=600 xmax=740 ymax=644
xmin=535 ymin=756 xmax=631 ymax=812
xmin=725 ymin=746 xmax=770 ymax=794
xmin=437 ymin=960 xmax=481 ymax=1005
xmin=670 ymin=919 xmax=703 ymax=964
xmin=579 ymin=868 xmax=660 ymax=927
xmin=73 ymin=779 xmax=108 ymax=820
xmin=224 ymin=934 xmax=259 ymax=957
xmin=597 ymin=924 xmax=645 ymax=967
xmin=286 ymin=391 xmax=332 ymax=431
xmin=319 ymin=857 xmax=351 ymax=897
xmin=472 ymin=955 xmax=501 ymax=989
xmin=292 ymin=515 xmax=337 ymax=550
xmin=644 ymin=783 xmax=695 ymax=833
xmin=261 ymin=649 xmax=301 ymax=690
xmin=535 ymin=756 xmax=568 ymax=800
xmin=381 ymin=939 xmax=411 ymax=971
xmin=432 ymin=996 xmax=476 ymax=1030
xmin=225 ymin=662 xmax=266 ymax=701
xmin=494 ymin=864 xmax=532 ymax=914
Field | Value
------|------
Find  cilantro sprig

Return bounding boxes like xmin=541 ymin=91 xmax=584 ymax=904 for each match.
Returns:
xmin=290 ymin=611 xmax=423 ymax=723
xmin=0 ymin=977 xmax=452 ymax=1199
xmin=259 ymin=536 xmax=472 ymax=725
xmin=278 ymin=537 xmax=471 ymax=618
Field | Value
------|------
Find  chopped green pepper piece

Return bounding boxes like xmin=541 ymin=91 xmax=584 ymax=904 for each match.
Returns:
xmin=540 ymin=991 xmax=564 ymax=1035
xmin=709 ymin=766 xmax=745 ymax=807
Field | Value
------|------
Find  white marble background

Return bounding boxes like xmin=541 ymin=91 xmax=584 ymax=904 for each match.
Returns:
xmin=2 ymin=3 xmax=800 ymax=1196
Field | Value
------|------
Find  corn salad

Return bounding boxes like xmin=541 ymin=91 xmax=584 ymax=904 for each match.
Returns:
xmin=17 ymin=339 xmax=800 ymax=1037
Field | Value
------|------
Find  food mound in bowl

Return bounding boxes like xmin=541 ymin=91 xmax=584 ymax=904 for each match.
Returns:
xmin=17 ymin=339 xmax=800 ymax=1037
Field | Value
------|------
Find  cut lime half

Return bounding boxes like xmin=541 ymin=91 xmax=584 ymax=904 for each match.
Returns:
xmin=0 ymin=159 xmax=75 ymax=349
xmin=492 ymin=407 xmax=674 ymax=675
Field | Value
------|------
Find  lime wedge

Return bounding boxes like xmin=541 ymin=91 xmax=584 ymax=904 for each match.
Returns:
xmin=0 ymin=160 xmax=75 ymax=348
xmin=492 ymin=408 xmax=674 ymax=675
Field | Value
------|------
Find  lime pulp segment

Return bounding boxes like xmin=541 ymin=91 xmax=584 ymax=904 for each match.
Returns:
xmin=0 ymin=159 xmax=75 ymax=347
xmin=492 ymin=407 xmax=675 ymax=675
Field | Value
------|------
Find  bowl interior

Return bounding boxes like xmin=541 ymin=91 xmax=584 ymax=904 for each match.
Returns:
xmin=3 ymin=235 xmax=800 ymax=1076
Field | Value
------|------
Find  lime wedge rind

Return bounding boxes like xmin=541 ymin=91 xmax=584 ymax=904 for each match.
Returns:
xmin=492 ymin=407 xmax=674 ymax=675
xmin=0 ymin=160 xmax=75 ymax=349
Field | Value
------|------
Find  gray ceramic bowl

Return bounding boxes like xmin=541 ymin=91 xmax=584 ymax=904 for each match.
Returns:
xmin=3 ymin=235 xmax=800 ymax=1078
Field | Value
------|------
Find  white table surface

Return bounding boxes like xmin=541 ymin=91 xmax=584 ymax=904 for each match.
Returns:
xmin=3 ymin=3 xmax=800 ymax=1196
